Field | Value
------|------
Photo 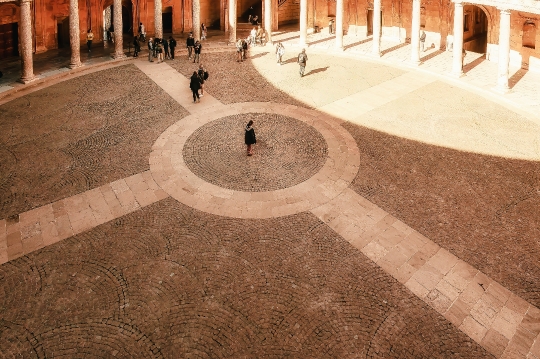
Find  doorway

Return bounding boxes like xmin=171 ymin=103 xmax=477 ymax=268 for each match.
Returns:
xmin=463 ymin=5 xmax=488 ymax=53
xmin=163 ymin=6 xmax=172 ymax=33
xmin=122 ymin=2 xmax=133 ymax=34
xmin=366 ymin=10 xmax=381 ymax=36
xmin=57 ymin=17 xmax=70 ymax=48
xmin=0 ymin=22 xmax=19 ymax=59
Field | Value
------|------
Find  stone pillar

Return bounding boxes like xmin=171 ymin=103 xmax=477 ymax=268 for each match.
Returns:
xmin=299 ymin=0 xmax=308 ymax=46
xmin=113 ymin=0 xmax=124 ymax=58
xmin=496 ymin=8 xmax=511 ymax=92
xmin=69 ymin=0 xmax=82 ymax=68
xmin=193 ymin=0 xmax=201 ymax=40
xmin=228 ymin=0 xmax=236 ymax=44
xmin=155 ymin=0 xmax=163 ymax=39
xmin=264 ymin=0 xmax=272 ymax=44
xmin=19 ymin=0 xmax=35 ymax=84
xmin=451 ymin=0 xmax=464 ymax=76
xmin=372 ymin=0 xmax=381 ymax=56
xmin=335 ymin=0 xmax=344 ymax=49
xmin=410 ymin=0 xmax=421 ymax=64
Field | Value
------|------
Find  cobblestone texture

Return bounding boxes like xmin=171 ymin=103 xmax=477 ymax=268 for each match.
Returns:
xmin=183 ymin=113 xmax=328 ymax=191
xmin=0 ymin=64 xmax=188 ymax=219
xmin=169 ymin=53 xmax=308 ymax=106
xmin=0 ymin=199 xmax=494 ymax=358
xmin=344 ymin=122 xmax=540 ymax=308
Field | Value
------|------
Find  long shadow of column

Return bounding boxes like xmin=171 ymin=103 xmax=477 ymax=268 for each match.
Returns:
xmin=463 ymin=54 xmax=485 ymax=73
xmin=508 ymin=68 xmax=528 ymax=89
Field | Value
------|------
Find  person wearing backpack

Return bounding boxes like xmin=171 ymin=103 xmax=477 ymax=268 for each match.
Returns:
xmin=197 ymin=64 xmax=209 ymax=96
xmin=297 ymin=48 xmax=308 ymax=77
xmin=236 ymin=39 xmax=244 ymax=62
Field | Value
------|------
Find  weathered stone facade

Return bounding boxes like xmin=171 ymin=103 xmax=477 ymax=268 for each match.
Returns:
xmin=0 ymin=0 xmax=539 ymax=71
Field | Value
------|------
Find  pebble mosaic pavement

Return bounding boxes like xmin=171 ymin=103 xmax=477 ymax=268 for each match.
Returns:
xmin=0 ymin=47 xmax=539 ymax=358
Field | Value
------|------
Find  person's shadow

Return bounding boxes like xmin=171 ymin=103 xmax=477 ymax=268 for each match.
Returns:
xmin=249 ymin=52 xmax=269 ymax=60
xmin=304 ymin=66 xmax=329 ymax=76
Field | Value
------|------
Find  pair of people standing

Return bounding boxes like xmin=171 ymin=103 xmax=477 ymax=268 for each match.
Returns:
xmin=189 ymin=65 xmax=209 ymax=103
xmin=186 ymin=33 xmax=202 ymax=62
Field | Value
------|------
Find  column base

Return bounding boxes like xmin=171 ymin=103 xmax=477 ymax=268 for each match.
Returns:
xmin=112 ymin=52 xmax=126 ymax=60
xmin=409 ymin=59 xmax=422 ymax=66
xmin=18 ymin=75 xmax=36 ymax=84
xmin=449 ymin=70 xmax=465 ymax=78
xmin=493 ymin=84 xmax=510 ymax=94
xmin=369 ymin=51 xmax=381 ymax=58
xmin=69 ymin=61 xmax=82 ymax=69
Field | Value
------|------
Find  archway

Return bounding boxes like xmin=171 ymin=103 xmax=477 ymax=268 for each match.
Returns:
xmin=57 ymin=16 xmax=70 ymax=49
xmin=463 ymin=5 xmax=488 ymax=53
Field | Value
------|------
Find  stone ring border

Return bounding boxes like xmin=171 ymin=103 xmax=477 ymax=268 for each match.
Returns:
xmin=149 ymin=102 xmax=361 ymax=219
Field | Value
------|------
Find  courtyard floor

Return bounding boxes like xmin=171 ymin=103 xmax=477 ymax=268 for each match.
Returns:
xmin=0 ymin=29 xmax=539 ymax=358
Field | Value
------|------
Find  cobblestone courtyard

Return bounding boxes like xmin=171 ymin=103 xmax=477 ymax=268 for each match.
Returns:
xmin=1 ymin=48 xmax=539 ymax=358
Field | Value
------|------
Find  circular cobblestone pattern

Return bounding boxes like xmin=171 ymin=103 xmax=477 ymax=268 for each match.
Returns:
xmin=183 ymin=113 xmax=328 ymax=192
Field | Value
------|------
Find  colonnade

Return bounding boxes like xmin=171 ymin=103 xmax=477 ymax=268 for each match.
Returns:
xmin=9 ymin=0 xmax=528 ymax=92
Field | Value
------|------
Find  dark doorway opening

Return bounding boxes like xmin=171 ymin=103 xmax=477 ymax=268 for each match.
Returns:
xmin=57 ymin=17 xmax=70 ymax=49
xmin=0 ymin=22 xmax=19 ymax=59
xmin=366 ymin=10 xmax=381 ymax=36
xmin=163 ymin=6 xmax=172 ymax=33
xmin=122 ymin=2 xmax=133 ymax=34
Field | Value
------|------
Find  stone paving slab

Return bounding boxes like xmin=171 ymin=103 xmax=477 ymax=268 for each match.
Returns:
xmin=311 ymin=187 xmax=540 ymax=359
xmin=0 ymin=171 xmax=167 ymax=265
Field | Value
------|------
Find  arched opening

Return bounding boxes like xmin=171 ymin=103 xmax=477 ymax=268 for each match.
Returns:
xmin=463 ymin=5 xmax=488 ymax=53
xmin=121 ymin=2 xmax=133 ymax=35
xmin=162 ymin=6 xmax=172 ymax=34
xmin=522 ymin=21 xmax=536 ymax=49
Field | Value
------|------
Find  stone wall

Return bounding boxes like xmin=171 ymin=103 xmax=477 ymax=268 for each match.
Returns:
xmin=278 ymin=0 xmax=300 ymax=25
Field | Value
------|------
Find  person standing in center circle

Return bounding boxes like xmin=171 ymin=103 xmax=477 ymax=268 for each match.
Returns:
xmin=245 ymin=120 xmax=256 ymax=156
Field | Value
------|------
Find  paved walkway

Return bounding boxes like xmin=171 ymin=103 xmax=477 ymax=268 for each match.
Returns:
xmin=1 ymin=58 xmax=539 ymax=359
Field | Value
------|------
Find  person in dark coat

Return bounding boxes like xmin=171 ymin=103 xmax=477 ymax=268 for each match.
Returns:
xmin=169 ymin=36 xmax=177 ymax=59
xmin=133 ymin=36 xmax=140 ymax=57
xmin=193 ymin=40 xmax=202 ymax=63
xmin=190 ymin=71 xmax=201 ymax=103
xmin=163 ymin=37 xmax=170 ymax=59
xmin=245 ymin=120 xmax=256 ymax=156
xmin=186 ymin=33 xmax=195 ymax=59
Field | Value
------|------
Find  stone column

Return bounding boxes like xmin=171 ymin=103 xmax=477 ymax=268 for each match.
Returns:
xmin=451 ymin=0 xmax=464 ymax=76
xmin=69 ymin=0 xmax=82 ymax=68
xmin=155 ymin=0 xmax=163 ymax=39
xmin=264 ymin=0 xmax=272 ymax=44
xmin=228 ymin=0 xmax=236 ymax=44
xmin=410 ymin=0 xmax=421 ymax=64
xmin=372 ymin=0 xmax=381 ymax=56
xmin=299 ymin=0 xmax=308 ymax=46
xmin=19 ymin=0 xmax=35 ymax=83
xmin=335 ymin=0 xmax=344 ymax=49
xmin=113 ymin=0 xmax=124 ymax=58
xmin=193 ymin=0 xmax=201 ymax=40
xmin=496 ymin=8 xmax=511 ymax=92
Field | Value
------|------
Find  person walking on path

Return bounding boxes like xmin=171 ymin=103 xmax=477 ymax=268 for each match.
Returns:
xmin=236 ymin=38 xmax=245 ymax=62
xmin=275 ymin=42 xmax=285 ymax=65
xmin=297 ymin=48 xmax=308 ymax=77
xmin=190 ymin=71 xmax=201 ymax=103
xmin=187 ymin=33 xmax=195 ymax=59
xmin=86 ymin=29 xmax=94 ymax=52
xmin=133 ymin=36 xmax=140 ymax=57
xmin=169 ymin=36 xmax=177 ymax=59
xmin=197 ymin=64 xmax=209 ymax=96
xmin=163 ymin=37 xmax=170 ymax=59
xmin=245 ymin=120 xmax=256 ymax=156
xmin=250 ymin=27 xmax=257 ymax=46
xmin=193 ymin=40 xmax=202 ymax=63
xmin=420 ymin=30 xmax=426 ymax=52
xmin=147 ymin=38 xmax=154 ymax=62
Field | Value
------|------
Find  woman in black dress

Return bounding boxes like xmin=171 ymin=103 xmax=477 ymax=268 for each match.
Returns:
xmin=190 ymin=71 xmax=201 ymax=103
xmin=245 ymin=120 xmax=256 ymax=156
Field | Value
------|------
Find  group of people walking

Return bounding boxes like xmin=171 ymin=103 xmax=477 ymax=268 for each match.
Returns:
xmin=189 ymin=64 xmax=209 ymax=103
